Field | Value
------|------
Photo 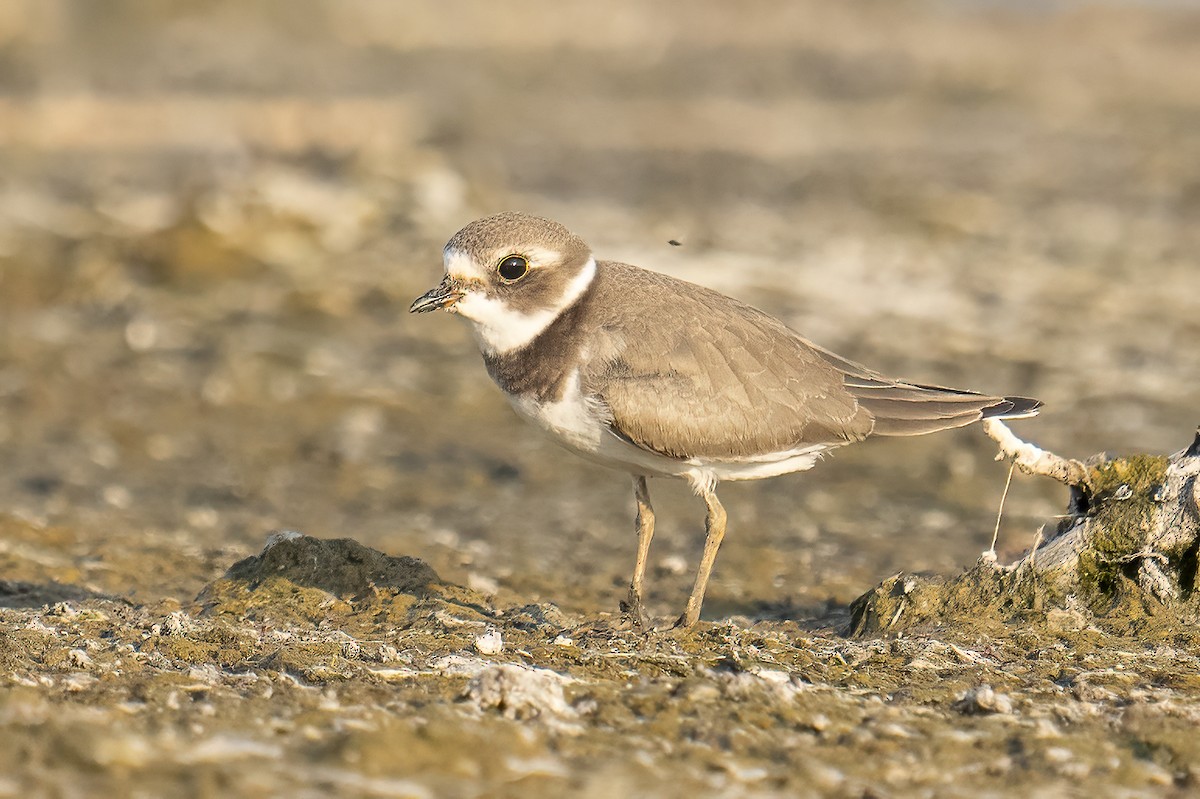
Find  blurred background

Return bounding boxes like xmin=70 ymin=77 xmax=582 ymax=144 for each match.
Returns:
xmin=1 ymin=0 xmax=1197 ymax=619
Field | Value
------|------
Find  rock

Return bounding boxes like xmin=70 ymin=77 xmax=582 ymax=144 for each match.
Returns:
xmin=474 ymin=627 xmax=504 ymax=655
xmin=66 ymin=649 xmax=93 ymax=669
xmin=216 ymin=533 xmax=440 ymax=598
xmin=462 ymin=664 xmax=573 ymax=720
xmin=195 ymin=533 xmax=454 ymax=634
xmin=955 ymin=684 xmax=1014 ymax=715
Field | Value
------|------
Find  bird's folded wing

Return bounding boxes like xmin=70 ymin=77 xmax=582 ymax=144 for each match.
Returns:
xmin=581 ymin=283 xmax=873 ymax=461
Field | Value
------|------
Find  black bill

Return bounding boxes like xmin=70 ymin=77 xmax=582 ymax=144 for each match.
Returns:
xmin=409 ymin=277 xmax=463 ymax=313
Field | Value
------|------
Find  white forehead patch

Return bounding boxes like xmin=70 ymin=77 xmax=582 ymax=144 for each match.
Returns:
xmin=444 ymin=247 xmax=488 ymax=282
xmin=452 ymin=256 xmax=597 ymax=355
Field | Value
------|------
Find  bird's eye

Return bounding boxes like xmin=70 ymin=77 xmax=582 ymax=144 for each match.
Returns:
xmin=497 ymin=255 xmax=529 ymax=282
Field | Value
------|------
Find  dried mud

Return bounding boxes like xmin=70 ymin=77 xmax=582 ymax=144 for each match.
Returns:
xmin=3 ymin=2 xmax=1200 ymax=797
xmin=6 ymin=527 xmax=1200 ymax=798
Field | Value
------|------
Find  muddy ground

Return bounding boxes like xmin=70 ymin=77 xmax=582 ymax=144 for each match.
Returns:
xmin=2 ymin=2 xmax=1200 ymax=797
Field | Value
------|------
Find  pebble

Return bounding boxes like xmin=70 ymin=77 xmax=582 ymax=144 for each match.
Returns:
xmin=474 ymin=628 xmax=504 ymax=655
xmin=955 ymin=684 xmax=1014 ymax=715
xmin=462 ymin=664 xmax=573 ymax=721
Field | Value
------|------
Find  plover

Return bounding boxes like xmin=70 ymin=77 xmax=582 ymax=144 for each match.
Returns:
xmin=411 ymin=212 xmax=1040 ymax=628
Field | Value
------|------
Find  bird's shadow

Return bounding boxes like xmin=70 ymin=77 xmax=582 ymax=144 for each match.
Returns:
xmin=703 ymin=596 xmax=853 ymax=633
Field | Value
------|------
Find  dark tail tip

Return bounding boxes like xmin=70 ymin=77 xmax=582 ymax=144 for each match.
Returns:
xmin=982 ymin=395 xmax=1043 ymax=420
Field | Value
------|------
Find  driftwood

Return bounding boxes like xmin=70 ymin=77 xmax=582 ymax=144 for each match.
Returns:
xmin=849 ymin=424 xmax=1200 ymax=636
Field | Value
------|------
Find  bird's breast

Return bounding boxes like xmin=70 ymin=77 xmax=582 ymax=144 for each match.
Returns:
xmin=505 ymin=369 xmax=608 ymax=454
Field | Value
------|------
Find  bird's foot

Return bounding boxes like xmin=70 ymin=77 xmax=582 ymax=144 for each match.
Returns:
xmin=619 ymin=590 xmax=653 ymax=630
xmin=673 ymin=604 xmax=701 ymax=630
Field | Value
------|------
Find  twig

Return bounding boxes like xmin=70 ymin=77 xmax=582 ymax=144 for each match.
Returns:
xmin=987 ymin=461 xmax=1016 ymax=559
xmin=981 ymin=419 xmax=1089 ymax=487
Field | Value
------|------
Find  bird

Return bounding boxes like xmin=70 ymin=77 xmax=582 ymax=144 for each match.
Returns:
xmin=410 ymin=212 xmax=1041 ymax=628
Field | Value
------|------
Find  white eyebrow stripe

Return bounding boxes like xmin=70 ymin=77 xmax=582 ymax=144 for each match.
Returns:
xmin=518 ymin=245 xmax=565 ymax=266
xmin=445 ymin=245 xmax=565 ymax=282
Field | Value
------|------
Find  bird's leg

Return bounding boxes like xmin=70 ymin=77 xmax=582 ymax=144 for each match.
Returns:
xmin=676 ymin=488 xmax=727 ymax=628
xmin=619 ymin=475 xmax=656 ymax=627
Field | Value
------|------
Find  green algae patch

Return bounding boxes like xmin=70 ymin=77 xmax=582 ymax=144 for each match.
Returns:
xmin=1086 ymin=455 xmax=1170 ymax=559
xmin=1076 ymin=454 xmax=1182 ymax=615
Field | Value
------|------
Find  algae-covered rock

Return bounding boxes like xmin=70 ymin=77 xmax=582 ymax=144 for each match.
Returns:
xmin=851 ymin=434 xmax=1200 ymax=637
xmin=196 ymin=532 xmax=449 ymax=631
xmin=848 ymin=566 xmax=1016 ymax=638
xmin=195 ymin=532 xmax=499 ymax=640
xmin=219 ymin=532 xmax=441 ymax=597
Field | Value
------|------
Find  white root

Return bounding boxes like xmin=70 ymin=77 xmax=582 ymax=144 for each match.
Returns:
xmin=981 ymin=419 xmax=1089 ymax=487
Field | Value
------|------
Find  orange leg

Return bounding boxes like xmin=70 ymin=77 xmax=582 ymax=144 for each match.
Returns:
xmin=619 ymin=475 xmax=656 ymax=627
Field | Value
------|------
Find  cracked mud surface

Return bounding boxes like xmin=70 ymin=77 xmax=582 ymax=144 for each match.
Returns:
xmin=2 ymin=2 xmax=1200 ymax=797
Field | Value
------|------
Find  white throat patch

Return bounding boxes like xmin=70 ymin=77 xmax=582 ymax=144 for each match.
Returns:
xmin=449 ymin=255 xmax=597 ymax=355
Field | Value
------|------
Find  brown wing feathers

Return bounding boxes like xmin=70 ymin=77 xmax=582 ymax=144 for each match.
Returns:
xmin=582 ymin=261 xmax=1040 ymax=457
xmin=585 ymin=263 xmax=874 ymax=460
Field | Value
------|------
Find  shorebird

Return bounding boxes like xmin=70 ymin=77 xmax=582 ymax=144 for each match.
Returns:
xmin=411 ymin=212 xmax=1040 ymax=627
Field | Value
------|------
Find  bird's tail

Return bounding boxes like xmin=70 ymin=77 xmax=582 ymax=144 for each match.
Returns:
xmin=811 ymin=344 xmax=1042 ymax=438
xmin=853 ymin=381 xmax=1041 ymax=437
